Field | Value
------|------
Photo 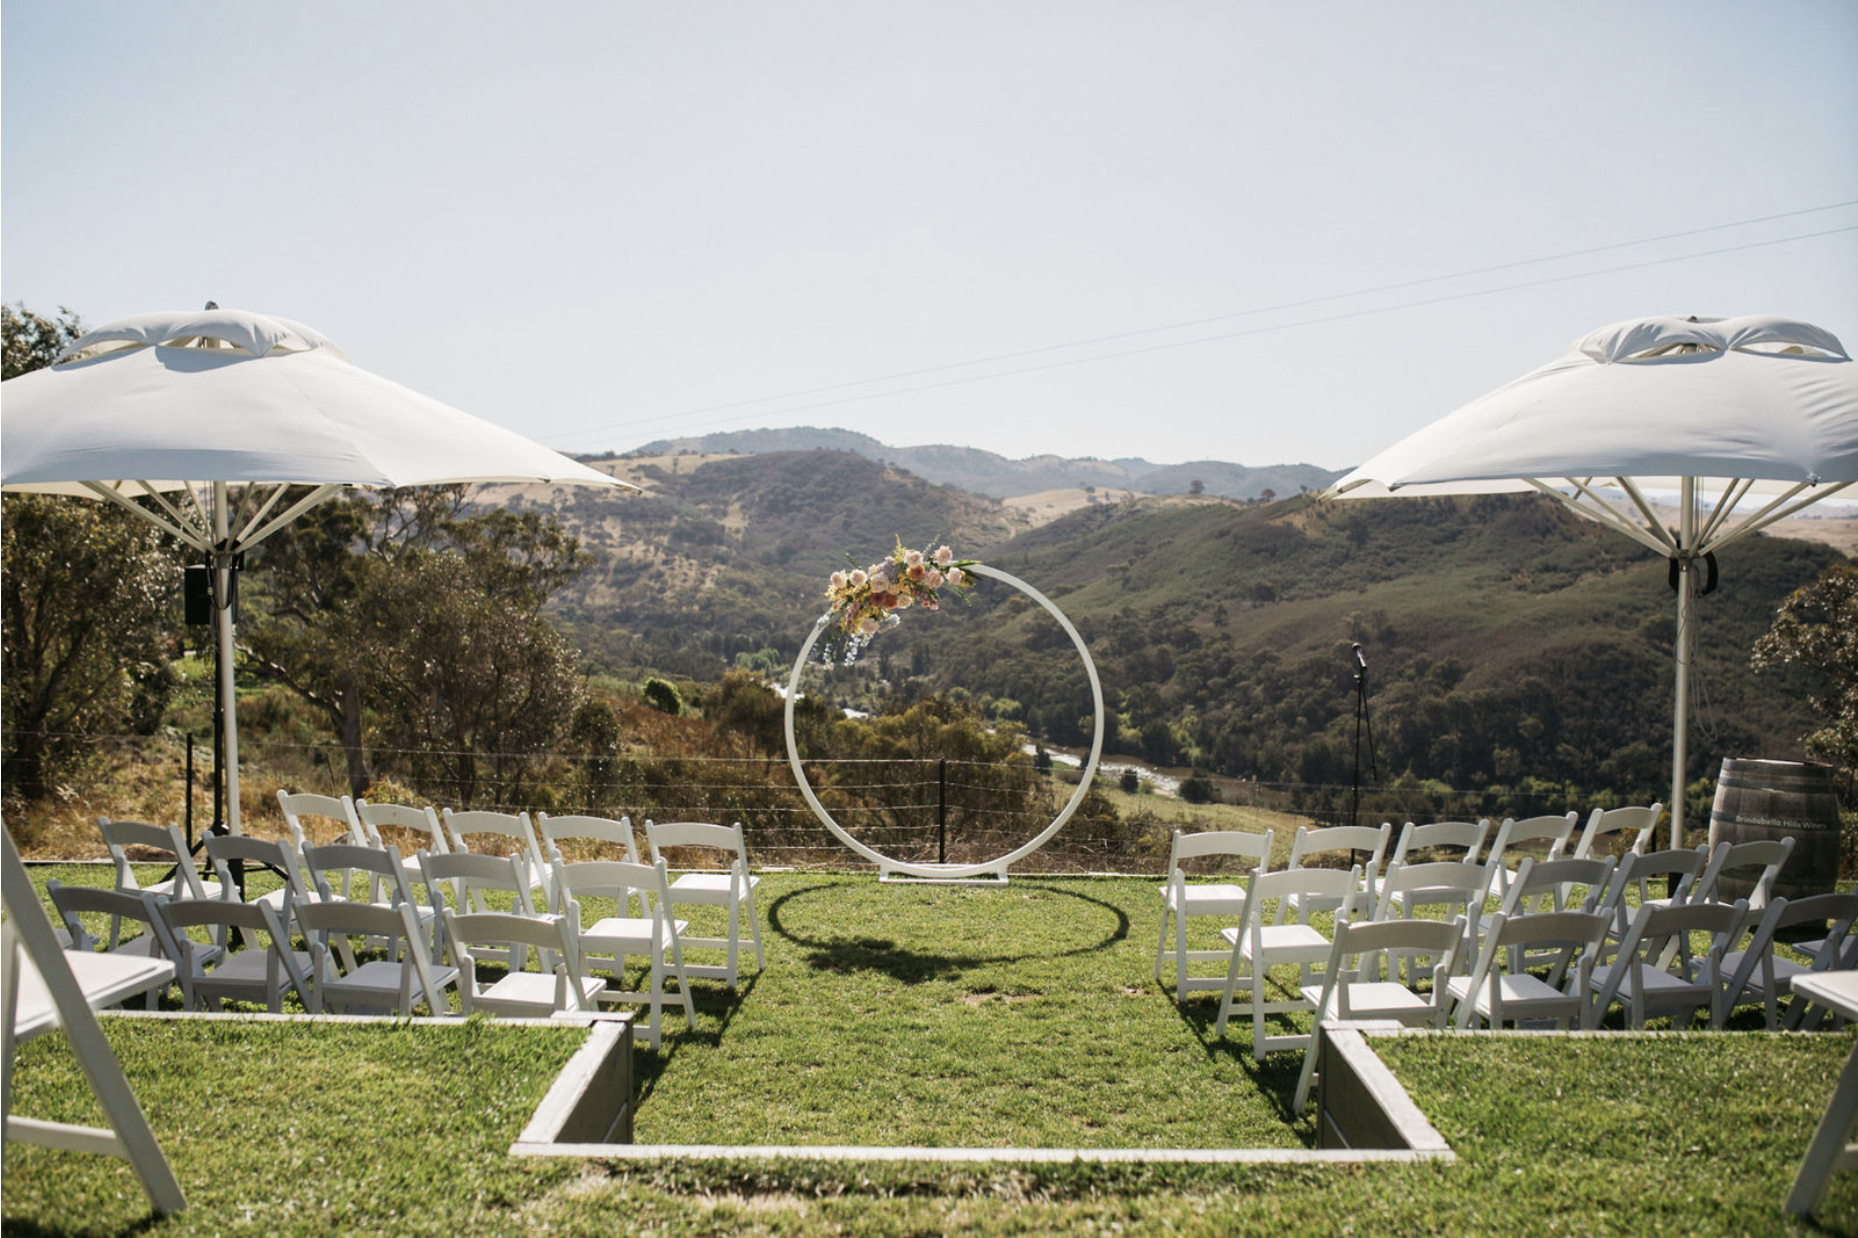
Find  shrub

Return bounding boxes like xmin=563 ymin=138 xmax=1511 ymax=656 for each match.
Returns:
xmin=1179 ymin=772 xmax=1221 ymax=804
xmin=642 ymin=677 xmax=683 ymax=716
xmin=1119 ymin=768 xmax=1140 ymax=794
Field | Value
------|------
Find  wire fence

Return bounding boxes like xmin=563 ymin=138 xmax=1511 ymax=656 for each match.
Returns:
xmin=5 ymin=728 xmax=1691 ymax=874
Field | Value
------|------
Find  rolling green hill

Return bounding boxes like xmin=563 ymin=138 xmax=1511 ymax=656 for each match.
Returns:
xmin=504 ymin=449 xmax=1845 ymax=812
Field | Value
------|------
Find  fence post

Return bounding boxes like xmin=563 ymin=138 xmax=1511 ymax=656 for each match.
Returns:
xmin=938 ymin=758 xmax=948 ymax=864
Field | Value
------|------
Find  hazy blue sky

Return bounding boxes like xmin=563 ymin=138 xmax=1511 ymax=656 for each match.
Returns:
xmin=5 ymin=3 xmax=1855 ymax=469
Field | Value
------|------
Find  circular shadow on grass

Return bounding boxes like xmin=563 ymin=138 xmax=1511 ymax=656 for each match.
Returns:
xmin=766 ymin=880 xmax=1129 ymax=984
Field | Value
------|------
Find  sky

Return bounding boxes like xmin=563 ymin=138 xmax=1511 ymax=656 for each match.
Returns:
xmin=4 ymin=3 xmax=1855 ymax=471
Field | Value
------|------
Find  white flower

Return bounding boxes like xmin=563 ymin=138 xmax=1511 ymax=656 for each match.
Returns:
xmin=830 ymin=571 xmax=847 ymax=589
xmin=934 ymin=545 xmax=953 ymax=566
xmin=896 ymin=592 xmax=913 ymax=609
xmin=925 ymin=569 xmax=944 ymax=589
xmin=905 ymin=549 xmax=924 ymax=567
xmin=859 ymin=616 xmax=879 ymax=635
xmin=850 ymin=569 xmax=867 ymax=587
xmin=945 ymin=567 xmax=965 ymax=587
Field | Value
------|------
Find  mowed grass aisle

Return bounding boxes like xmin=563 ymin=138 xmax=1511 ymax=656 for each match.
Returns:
xmin=632 ymin=874 xmax=1308 ymax=1149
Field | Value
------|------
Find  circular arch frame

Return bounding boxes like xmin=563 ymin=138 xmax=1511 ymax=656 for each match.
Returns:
xmin=783 ymin=562 xmax=1104 ymax=880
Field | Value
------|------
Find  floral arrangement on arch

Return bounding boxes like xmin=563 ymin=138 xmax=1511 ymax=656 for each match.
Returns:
xmin=820 ymin=538 xmax=978 ymax=664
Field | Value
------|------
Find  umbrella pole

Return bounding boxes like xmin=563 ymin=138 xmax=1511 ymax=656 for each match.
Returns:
xmin=212 ymin=483 xmax=243 ymax=835
xmin=1669 ymin=478 xmax=1697 ymax=851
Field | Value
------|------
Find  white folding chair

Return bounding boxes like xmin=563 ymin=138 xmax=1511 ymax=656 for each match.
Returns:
xmin=1215 ymin=865 xmax=1360 ymax=1059
xmin=302 ymin=842 xmax=438 ymax=965
xmin=295 ymin=899 xmax=458 ymax=1016
xmin=1155 ymin=827 xmax=1273 ymax=1001
xmin=96 ymin=817 xmax=222 ymax=903
xmin=1277 ymin=823 xmax=1389 ymax=924
xmin=1293 ymin=911 xmax=1466 ymax=1115
xmin=1589 ymin=898 xmax=1748 ymax=1030
xmin=645 ymin=820 xmax=764 ymax=988
xmin=551 ymin=852 xmax=696 ymax=1048
xmin=1721 ymin=893 xmax=1858 ymax=1030
xmin=442 ymin=909 xmax=605 ymax=1019
xmin=1600 ymin=845 xmax=1711 ymax=940
xmin=1370 ymin=860 xmax=1490 ymax=984
xmin=418 ymin=849 xmax=546 ymax=971
xmin=1447 ymin=910 xmax=1611 ymax=1030
xmin=3 ymin=827 xmax=185 ymax=1215
xmin=1494 ymin=856 xmax=1618 ymax=982
xmin=157 ymin=895 xmax=313 ymax=1013
xmin=1482 ymin=812 xmax=1577 ymax=899
xmin=537 ymin=812 xmax=638 ymax=863
xmin=1694 ymin=837 xmax=1796 ymax=915
xmin=45 ymin=882 xmax=188 ymax=1010
xmin=1573 ymin=803 xmax=1663 ymax=860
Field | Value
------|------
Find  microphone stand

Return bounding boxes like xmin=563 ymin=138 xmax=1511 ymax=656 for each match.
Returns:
xmin=1349 ymin=643 xmax=1378 ymax=834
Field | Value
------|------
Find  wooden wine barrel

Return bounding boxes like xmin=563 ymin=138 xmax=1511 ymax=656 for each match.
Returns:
xmin=1707 ymin=758 xmax=1842 ymax=903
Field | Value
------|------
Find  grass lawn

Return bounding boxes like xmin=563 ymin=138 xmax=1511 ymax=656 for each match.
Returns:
xmin=10 ymin=868 xmax=1858 ymax=1235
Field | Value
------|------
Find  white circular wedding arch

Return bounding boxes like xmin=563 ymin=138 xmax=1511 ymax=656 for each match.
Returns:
xmin=783 ymin=562 xmax=1104 ymax=880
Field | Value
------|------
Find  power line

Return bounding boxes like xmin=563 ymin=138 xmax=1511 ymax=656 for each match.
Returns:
xmin=559 ymin=220 xmax=1858 ymax=446
xmin=550 ymin=200 xmax=1858 ymax=449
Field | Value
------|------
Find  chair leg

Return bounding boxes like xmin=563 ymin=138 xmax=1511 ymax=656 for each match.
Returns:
xmin=1154 ymin=907 xmax=1169 ymax=985
xmin=1293 ymin=1024 xmax=1323 ymax=1115
xmin=1175 ymin=911 xmax=1191 ymax=1003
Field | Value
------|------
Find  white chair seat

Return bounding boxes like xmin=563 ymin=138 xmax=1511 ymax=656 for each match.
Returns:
xmin=1232 ymin=922 xmax=1332 ymax=966
xmin=1161 ymin=882 xmax=1247 ymax=916
xmin=583 ymin=915 xmax=687 ymax=949
xmin=476 ymin=971 xmax=608 ymax=1010
xmin=667 ymin=871 xmax=760 ymax=901
xmin=205 ymin=947 xmax=315 ymax=986
xmin=1447 ymin=971 xmax=1570 ymax=1013
xmin=324 ymin=960 xmax=461 ymax=1010
xmin=1303 ymin=981 xmax=1432 ymax=1019
xmin=143 ymin=876 xmax=224 ymax=901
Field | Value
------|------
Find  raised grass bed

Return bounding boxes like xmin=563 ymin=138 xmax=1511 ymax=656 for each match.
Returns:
xmin=11 ymin=868 xmax=1858 ymax=1234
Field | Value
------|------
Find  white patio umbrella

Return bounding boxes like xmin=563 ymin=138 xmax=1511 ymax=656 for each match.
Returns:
xmin=1327 ymin=313 xmax=1858 ymax=846
xmin=1 ymin=307 xmax=637 ymax=832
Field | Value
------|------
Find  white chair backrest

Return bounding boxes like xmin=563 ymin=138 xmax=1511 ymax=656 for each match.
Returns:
xmin=1288 ymin=823 xmax=1391 ymax=874
xmin=1245 ymin=866 xmax=1362 ymax=933
xmin=418 ymin=849 xmax=539 ymax=917
xmin=47 ymin=881 xmax=176 ymax=957
xmin=1597 ymin=898 xmax=1748 ymax=1026
xmin=1605 ymin=844 xmax=1711 ymax=931
xmin=553 ymin=855 xmax=673 ymax=914
xmin=1487 ymin=812 xmax=1577 ymax=866
xmin=1497 ymin=855 xmax=1618 ymax=919
xmin=645 ymin=820 xmax=748 ymax=868
xmin=302 ymin=841 xmax=418 ymax=908
xmin=1574 ymin=803 xmax=1663 ymax=860
xmin=355 ymin=800 xmax=448 ymax=855
xmin=1372 ymin=860 xmax=1491 ymax=922
xmin=1695 ymin=837 xmax=1796 ymax=912
xmin=203 ymin=833 xmax=311 ymax=907
xmin=276 ymin=791 xmax=366 ymax=851
xmin=95 ymin=818 xmax=209 ymax=899
xmin=1166 ymin=827 xmax=1272 ymax=874
xmin=1389 ymin=820 xmax=1489 ymax=866
xmin=442 ymin=808 xmax=549 ymax=886
xmin=537 ymin=812 xmax=637 ymax=862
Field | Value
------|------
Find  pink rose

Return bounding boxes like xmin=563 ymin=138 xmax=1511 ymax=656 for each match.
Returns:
xmin=925 ymin=569 xmax=944 ymax=588
xmin=905 ymin=549 xmax=924 ymax=567
xmin=945 ymin=567 xmax=965 ymax=587
xmin=896 ymin=593 xmax=913 ymax=609
xmin=934 ymin=545 xmax=953 ymax=566
xmin=859 ymin=616 xmax=879 ymax=635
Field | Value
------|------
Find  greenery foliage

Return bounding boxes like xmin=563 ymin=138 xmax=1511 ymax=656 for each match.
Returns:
xmin=1755 ymin=562 xmax=1858 ymax=789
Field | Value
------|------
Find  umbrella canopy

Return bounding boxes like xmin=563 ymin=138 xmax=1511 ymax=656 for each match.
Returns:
xmin=1328 ymin=313 xmax=1858 ymax=845
xmin=2 ymin=307 xmax=637 ymax=830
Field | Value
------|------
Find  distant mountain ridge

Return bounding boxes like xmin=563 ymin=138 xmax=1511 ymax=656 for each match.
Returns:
xmin=625 ymin=426 xmax=1340 ymax=501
